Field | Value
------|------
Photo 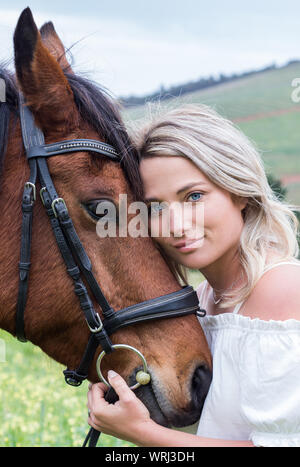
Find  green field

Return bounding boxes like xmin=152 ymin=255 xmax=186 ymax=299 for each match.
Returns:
xmin=125 ymin=62 xmax=300 ymax=205
xmin=0 ymin=329 xmax=137 ymax=447
xmin=1 ymin=64 xmax=299 ymax=447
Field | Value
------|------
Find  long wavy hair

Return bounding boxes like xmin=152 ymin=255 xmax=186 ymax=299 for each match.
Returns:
xmin=131 ymin=104 xmax=300 ymax=308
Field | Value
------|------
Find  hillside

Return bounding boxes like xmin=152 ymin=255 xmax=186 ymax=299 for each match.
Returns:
xmin=124 ymin=63 xmax=300 ymax=206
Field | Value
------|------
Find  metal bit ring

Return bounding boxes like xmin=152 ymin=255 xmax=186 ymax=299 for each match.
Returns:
xmin=96 ymin=344 xmax=150 ymax=391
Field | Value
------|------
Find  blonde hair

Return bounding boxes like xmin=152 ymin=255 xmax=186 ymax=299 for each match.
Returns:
xmin=132 ymin=104 xmax=300 ymax=308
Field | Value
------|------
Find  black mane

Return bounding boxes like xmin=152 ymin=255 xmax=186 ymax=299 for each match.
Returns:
xmin=65 ymin=72 xmax=143 ymax=199
xmin=0 ymin=64 xmax=19 ymax=181
xmin=0 ymin=63 xmax=142 ymax=199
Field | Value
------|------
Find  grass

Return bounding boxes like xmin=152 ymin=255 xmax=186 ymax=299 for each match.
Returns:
xmin=0 ymin=329 xmax=135 ymax=447
xmin=125 ymin=62 xmax=300 ymax=121
xmin=237 ymin=112 xmax=300 ymax=179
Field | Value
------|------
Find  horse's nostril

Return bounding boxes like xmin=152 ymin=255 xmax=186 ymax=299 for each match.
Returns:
xmin=191 ymin=365 xmax=212 ymax=413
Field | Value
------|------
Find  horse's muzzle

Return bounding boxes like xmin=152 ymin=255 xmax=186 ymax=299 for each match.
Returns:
xmin=132 ymin=364 xmax=212 ymax=428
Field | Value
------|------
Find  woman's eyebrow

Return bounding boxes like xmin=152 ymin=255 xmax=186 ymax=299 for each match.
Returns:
xmin=176 ymin=181 xmax=207 ymax=195
xmin=145 ymin=182 xmax=207 ymax=202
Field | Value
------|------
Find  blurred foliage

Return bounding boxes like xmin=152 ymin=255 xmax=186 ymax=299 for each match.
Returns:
xmin=0 ymin=330 xmax=135 ymax=447
xmin=268 ymin=173 xmax=300 ymax=256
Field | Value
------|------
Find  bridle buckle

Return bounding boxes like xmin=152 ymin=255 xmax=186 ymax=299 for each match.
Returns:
xmin=51 ymin=197 xmax=67 ymax=218
xmin=86 ymin=313 xmax=103 ymax=333
xmin=39 ymin=186 xmax=47 ymax=206
xmin=24 ymin=181 xmax=36 ymax=202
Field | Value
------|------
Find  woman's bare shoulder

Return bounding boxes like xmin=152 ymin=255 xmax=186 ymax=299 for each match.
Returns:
xmin=242 ymin=263 xmax=300 ymax=321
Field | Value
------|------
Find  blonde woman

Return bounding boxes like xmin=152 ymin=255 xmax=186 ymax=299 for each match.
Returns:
xmin=87 ymin=105 xmax=300 ymax=447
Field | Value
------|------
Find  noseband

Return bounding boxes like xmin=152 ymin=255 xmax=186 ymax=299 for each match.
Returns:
xmin=16 ymin=94 xmax=206 ymax=446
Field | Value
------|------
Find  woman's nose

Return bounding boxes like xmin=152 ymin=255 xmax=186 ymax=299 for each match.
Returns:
xmin=168 ymin=203 xmax=193 ymax=237
xmin=168 ymin=202 xmax=204 ymax=239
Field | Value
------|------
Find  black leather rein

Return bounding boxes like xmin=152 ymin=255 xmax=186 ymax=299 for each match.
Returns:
xmin=15 ymin=93 xmax=206 ymax=446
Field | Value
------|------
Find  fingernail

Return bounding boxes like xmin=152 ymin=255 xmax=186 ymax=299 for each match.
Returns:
xmin=108 ymin=370 xmax=118 ymax=379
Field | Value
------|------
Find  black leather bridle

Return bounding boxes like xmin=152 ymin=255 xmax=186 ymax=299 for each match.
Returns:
xmin=15 ymin=93 xmax=206 ymax=446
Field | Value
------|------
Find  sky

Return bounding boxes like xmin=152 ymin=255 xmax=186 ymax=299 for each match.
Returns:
xmin=1 ymin=1 xmax=300 ymax=98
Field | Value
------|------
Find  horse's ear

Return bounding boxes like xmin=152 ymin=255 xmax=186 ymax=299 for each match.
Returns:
xmin=14 ymin=8 xmax=77 ymax=132
xmin=40 ymin=21 xmax=73 ymax=74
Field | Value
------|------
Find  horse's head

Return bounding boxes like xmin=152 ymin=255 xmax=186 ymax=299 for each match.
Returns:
xmin=0 ymin=7 xmax=211 ymax=428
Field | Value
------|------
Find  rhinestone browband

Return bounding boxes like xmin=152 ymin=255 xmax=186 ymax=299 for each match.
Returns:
xmin=26 ymin=138 xmax=120 ymax=160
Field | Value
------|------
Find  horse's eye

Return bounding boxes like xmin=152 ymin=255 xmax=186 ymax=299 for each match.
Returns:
xmin=83 ymin=200 xmax=116 ymax=222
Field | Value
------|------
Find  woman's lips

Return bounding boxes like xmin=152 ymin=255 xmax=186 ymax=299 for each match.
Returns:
xmin=173 ymin=237 xmax=204 ymax=252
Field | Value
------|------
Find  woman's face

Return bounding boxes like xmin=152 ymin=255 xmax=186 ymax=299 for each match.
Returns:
xmin=140 ymin=156 xmax=247 ymax=270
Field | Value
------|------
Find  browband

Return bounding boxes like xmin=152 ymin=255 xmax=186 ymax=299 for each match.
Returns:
xmin=19 ymin=93 xmax=119 ymax=161
xmin=26 ymin=140 xmax=119 ymax=160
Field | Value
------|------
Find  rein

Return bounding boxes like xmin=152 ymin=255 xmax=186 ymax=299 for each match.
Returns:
xmin=15 ymin=94 xmax=206 ymax=446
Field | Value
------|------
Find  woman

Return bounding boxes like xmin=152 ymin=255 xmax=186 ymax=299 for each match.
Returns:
xmin=87 ymin=105 xmax=300 ymax=447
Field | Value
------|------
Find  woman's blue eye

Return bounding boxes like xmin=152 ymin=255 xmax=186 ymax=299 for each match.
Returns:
xmin=188 ymin=192 xmax=203 ymax=202
xmin=148 ymin=202 xmax=168 ymax=215
xmin=152 ymin=204 xmax=163 ymax=213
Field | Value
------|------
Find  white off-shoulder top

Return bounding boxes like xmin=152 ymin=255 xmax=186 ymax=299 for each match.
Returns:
xmin=196 ymin=261 xmax=300 ymax=447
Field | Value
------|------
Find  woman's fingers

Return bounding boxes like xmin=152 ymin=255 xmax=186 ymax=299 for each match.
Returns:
xmin=106 ymin=370 xmax=136 ymax=403
xmin=87 ymin=382 xmax=109 ymax=416
xmin=86 ymin=370 xmax=152 ymax=441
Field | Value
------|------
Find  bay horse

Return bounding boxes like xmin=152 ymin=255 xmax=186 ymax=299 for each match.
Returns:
xmin=0 ymin=7 xmax=211 ymax=433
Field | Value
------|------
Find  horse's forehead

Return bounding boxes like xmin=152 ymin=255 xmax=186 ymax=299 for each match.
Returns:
xmin=100 ymin=159 xmax=123 ymax=178
xmin=47 ymin=155 xmax=130 ymax=198
xmin=97 ymin=161 xmax=131 ymax=195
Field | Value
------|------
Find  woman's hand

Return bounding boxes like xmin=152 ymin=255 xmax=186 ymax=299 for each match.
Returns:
xmin=88 ymin=370 xmax=255 ymax=447
xmin=87 ymin=370 xmax=156 ymax=445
